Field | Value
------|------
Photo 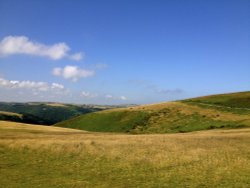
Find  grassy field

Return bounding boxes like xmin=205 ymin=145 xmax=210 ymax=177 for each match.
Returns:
xmin=1 ymin=121 xmax=250 ymax=187
xmin=56 ymin=92 xmax=250 ymax=133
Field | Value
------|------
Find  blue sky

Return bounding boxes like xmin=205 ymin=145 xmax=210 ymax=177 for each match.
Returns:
xmin=0 ymin=0 xmax=249 ymax=104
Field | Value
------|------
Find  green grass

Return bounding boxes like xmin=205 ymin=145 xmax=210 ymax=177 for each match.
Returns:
xmin=183 ymin=91 xmax=250 ymax=109
xmin=182 ymin=91 xmax=250 ymax=116
xmin=1 ymin=122 xmax=250 ymax=187
xmin=56 ymin=91 xmax=250 ymax=133
xmin=136 ymin=112 xmax=246 ymax=133
xmin=57 ymin=110 xmax=150 ymax=132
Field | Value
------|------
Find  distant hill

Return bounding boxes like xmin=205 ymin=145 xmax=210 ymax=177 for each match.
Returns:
xmin=183 ymin=91 xmax=250 ymax=109
xmin=0 ymin=111 xmax=23 ymax=123
xmin=0 ymin=102 xmax=113 ymax=125
xmin=55 ymin=91 xmax=250 ymax=133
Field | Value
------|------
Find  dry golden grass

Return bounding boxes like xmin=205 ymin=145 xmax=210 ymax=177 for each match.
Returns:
xmin=0 ymin=121 xmax=83 ymax=133
xmin=1 ymin=121 xmax=250 ymax=187
xmin=1 ymin=120 xmax=250 ymax=164
xmin=45 ymin=103 xmax=67 ymax=107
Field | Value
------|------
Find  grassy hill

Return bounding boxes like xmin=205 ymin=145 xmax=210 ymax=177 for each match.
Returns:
xmin=183 ymin=91 xmax=250 ymax=109
xmin=0 ymin=121 xmax=250 ymax=187
xmin=0 ymin=102 xmax=111 ymax=125
xmin=56 ymin=91 xmax=250 ymax=133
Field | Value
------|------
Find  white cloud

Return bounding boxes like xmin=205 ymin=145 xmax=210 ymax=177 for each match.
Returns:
xmin=51 ymin=83 xmax=64 ymax=90
xmin=52 ymin=67 xmax=62 ymax=76
xmin=105 ymin=94 xmax=128 ymax=101
xmin=52 ymin=65 xmax=95 ymax=81
xmin=0 ymin=77 xmax=65 ymax=92
xmin=119 ymin=96 xmax=127 ymax=100
xmin=69 ymin=52 xmax=84 ymax=61
xmin=105 ymin=94 xmax=113 ymax=99
xmin=0 ymin=35 xmax=83 ymax=61
xmin=81 ymin=91 xmax=98 ymax=98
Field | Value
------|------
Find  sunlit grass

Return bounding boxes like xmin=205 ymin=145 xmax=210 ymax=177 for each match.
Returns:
xmin=1 ymin=121 xmax=250 ymax=187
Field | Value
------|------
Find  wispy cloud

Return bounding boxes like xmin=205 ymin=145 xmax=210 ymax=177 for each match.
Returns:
xmin=105 ymin=94 xmax=113 ymax=99
xmin=94 ymin=63 xmax=107 ymax=69
xmin=155 ymin=88 xmax=183 ymax=94
xmin=119 ymin=96 xmax=127 ymax=100
xmin=0 ymin=35 xmax=83 ymax=61
xmin=105 ymin=94 xmax=128 ymax=101
xmin=81 ymin=91 xmax=98 ymax=98
xmin=80 ymin=92 xmax=128 ymax=103
xmin=52 ymin=65 xmax=95 ymax=82
xmin=129 ymin=79 xmax=183 ymax=95
xmin=146 ymin=84 xmax=183 ymax=95
xmin=69 ymin=52 xmax=84 ymax=61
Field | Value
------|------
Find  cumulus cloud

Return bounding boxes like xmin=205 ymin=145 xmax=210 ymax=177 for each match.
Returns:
xmin=52 ymin=65 xmax=95 ymax=81
xmin=51 ymin=83 xmax=65 ymax=90
xmin=0 ymin=77 xmax=65 ymax=92
xmin=0 ymin=35 xmax=83 ymax=61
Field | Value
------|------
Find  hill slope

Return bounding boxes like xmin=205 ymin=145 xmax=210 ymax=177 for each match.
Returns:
xmin=0 ymin=102 xmax=111 ymax=125
xmin=183 ymin=91 xmax=250 ymax=109
xmin=55 ymin=91 xmax=250 ymax=133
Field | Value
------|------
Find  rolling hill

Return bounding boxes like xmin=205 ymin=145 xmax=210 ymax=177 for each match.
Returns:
xmin=0 ymin=102 xmax=111 ymax=125
xmin=183 ymin=91 xmax=250 ymax=110
xmin=55 ymin=91 xmax=250 ymax=133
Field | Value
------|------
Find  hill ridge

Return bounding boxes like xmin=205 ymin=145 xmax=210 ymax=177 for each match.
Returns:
xmin=55 ymin=91 xmax=250 ymax=133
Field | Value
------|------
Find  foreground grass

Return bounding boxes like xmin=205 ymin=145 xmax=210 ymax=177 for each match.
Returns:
xmin=1 ymin=121 xmax=250 ymax=187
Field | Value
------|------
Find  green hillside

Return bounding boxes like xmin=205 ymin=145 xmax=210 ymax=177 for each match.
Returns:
xmin=55 ymin=91 xmax=250 ymax=133
xmin=183 ymin=91 xmax=250 ymax=108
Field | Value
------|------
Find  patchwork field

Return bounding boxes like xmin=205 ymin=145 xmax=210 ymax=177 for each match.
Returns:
xmin=1 ymin=121 xmax=250 ymax=187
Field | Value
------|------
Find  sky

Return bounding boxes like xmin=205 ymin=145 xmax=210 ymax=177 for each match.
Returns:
xmin=0 ymin=0 xmax=249 ymax=104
